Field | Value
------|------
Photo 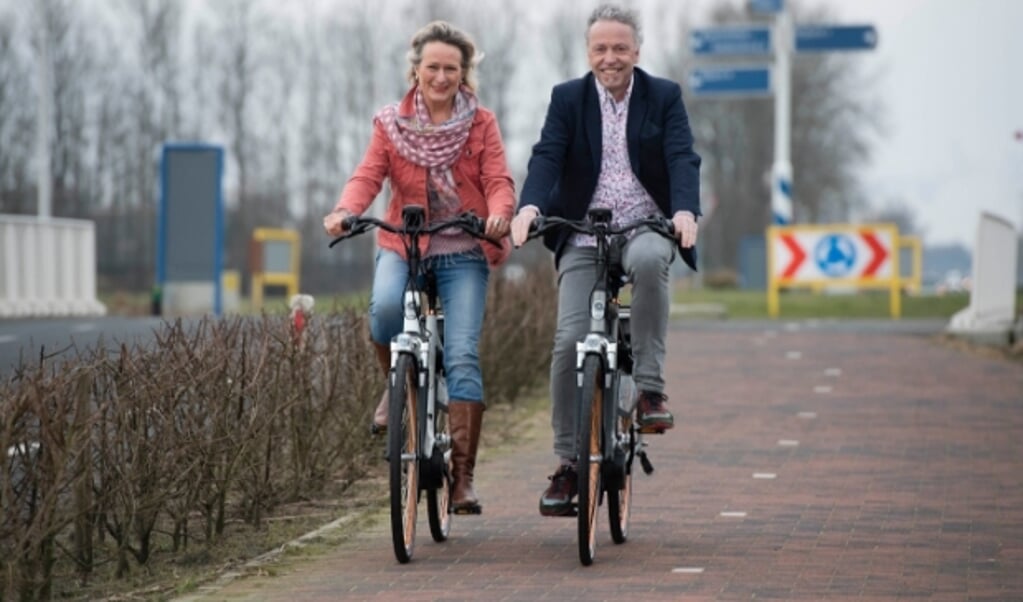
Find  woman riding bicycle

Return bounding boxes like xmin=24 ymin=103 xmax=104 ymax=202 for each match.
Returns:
xmin=322 ymin=21 xmax=515 ymax=515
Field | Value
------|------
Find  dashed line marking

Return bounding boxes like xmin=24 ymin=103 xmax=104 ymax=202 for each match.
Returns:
xmin=825 ymin=367 xmax=842 ymax=376
xmin=814 ymin=385 xmax=832 ymax=394
xmin=753 ymin=473 xmax=777 ymax=479
xmin=672 ymin=567 xmax=705 ymax=574
xmin=798 ymin=412 xmax=817 ymax=419
xmin=720 ymin=511 xmax=748 ymax=518
xmin=71 ymin=323 xmax=97 ymax=333
xmin=778 ymin=439 xmax=800 ymax=447
xmin=0 ymin=335 xmax=17 ymax=344
xmin=786 ymin=351 xmax=802 ymax=360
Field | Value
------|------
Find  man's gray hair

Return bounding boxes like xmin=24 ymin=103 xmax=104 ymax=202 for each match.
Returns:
xmin=586 ymin=4 xmax=643 ymax=46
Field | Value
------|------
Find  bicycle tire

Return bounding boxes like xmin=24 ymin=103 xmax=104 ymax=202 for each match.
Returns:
xmin=607 ymin=413 xmax=633 ymax=544
xmin=577 ymin=354 xmax=604 ymax=566
xmin=426 ymin=400 xmax=451 ymax=542
xmin=389 ymin=353 xmax=419 ymax=564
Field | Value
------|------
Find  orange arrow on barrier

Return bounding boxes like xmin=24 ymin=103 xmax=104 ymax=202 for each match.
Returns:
xmin=861 ymin=231 xmax=888 ymax=277
xmin=780 ymin=233 xmax=806 ymax=278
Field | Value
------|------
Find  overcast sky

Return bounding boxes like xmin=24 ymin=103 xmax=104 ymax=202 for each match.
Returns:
xmin=686 ymin=0 xmax=1023 ymax=249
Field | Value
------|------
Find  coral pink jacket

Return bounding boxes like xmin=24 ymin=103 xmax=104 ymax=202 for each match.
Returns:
xmin=333 ymin=90 xmax=516 ymax=267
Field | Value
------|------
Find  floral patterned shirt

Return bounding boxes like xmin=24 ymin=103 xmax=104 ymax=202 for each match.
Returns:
xmin=570 ymin=75 xmax=660 ymax=248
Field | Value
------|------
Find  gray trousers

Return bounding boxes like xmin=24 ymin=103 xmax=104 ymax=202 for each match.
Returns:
xmin=550 ymin=231 xmax=675 ymax=460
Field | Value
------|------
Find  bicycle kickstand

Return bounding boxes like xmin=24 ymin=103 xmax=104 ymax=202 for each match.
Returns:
xmin=637 ymin=449 xmax=654 ymax=474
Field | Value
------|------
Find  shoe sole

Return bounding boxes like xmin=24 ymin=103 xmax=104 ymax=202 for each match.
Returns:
xmin=638 ymin=421 xmax=673 ymax=434
xmin=539 ymin=501 xmax=578 ymax=517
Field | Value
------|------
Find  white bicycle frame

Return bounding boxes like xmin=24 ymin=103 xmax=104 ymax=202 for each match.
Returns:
xmin=390 ymin=288 xmax=448 ymax=462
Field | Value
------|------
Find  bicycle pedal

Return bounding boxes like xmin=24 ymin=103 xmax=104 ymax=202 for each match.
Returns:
xmin=637 ymin=426 xmax=667 ymax=435
xmin=370 ymin=424 xmax=387 ymax=436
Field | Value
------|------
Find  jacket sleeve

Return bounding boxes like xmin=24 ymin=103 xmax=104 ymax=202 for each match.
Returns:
xmin=479 ymin=114 xmax=516 ymax=220
xmin=520 ymin=86 xmax=573 ymax=215
xmin=662 ymin=82 xmax=702 ymax=217
xmin=333 ymin=121 xmax=390 ymax=215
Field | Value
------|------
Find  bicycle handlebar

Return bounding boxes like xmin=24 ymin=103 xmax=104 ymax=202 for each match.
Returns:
xmin=328 ymin=211 xmax=498 ymax=248
xmin=525 ymin=213 xmax=678 ymax=246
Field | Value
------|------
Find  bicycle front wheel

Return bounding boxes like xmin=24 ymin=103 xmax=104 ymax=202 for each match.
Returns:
xmin=577 ymin=354 xmax=604 ymax=566
xmin=389 ymin=353 xmax=419 ymax=564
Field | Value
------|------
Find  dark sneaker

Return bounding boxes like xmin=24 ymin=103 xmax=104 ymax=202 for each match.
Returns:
xmin=637 ymin=391 xmax=674 ymax=432
xmin=539 ymin=465 xmax=578 ymax=517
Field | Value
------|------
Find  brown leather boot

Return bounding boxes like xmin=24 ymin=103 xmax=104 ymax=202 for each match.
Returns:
xmin=449 ymin=401 xmax=484 ymax=514
xmin=371 ymin=341 xmax=390 ymax=434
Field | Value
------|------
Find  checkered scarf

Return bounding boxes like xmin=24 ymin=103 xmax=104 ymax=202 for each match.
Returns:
xmin=375 ymin=85 xmax=478 ymax=205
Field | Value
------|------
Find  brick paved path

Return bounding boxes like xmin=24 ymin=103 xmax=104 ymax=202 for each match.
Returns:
xmin=188 ymin=321 xmax=1023 ymax=601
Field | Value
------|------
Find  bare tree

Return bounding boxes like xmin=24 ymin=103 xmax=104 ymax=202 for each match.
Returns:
xmin=0 ymin=14 xmax=35 ymax=214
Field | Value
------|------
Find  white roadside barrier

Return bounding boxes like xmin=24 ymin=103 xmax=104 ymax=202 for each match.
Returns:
xmin=0 ymin=214 xmax=106 ymax=317
xmin=947 ymin=211 xmax=1019 ymax=344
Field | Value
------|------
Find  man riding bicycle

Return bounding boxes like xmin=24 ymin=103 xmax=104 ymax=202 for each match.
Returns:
xmin=509 ymin=3 xmax=701 ymax=517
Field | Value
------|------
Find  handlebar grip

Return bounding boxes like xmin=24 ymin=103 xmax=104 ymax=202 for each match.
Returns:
xmin=342 ymin=215 xmax=359 ymax=231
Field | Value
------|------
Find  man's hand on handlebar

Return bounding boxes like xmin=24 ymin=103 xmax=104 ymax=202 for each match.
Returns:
xmin=672 ymin=211 xmax=698 ymax=249
xmin=510 ymin=206 xmax=540 ymax=247
xmin=323 ymin=209 xmax=353 ymax=237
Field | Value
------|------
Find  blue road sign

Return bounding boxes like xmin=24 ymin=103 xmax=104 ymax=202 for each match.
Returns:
xmin=749 ymin=0 xmax=783 ymax=14
xmin=796 ymin=25 xmax=878 ymax=52
xmin=691 ymin=26 xmax=771 ymax=56
xmin=689 ymin=66 xmax=771 ymax=96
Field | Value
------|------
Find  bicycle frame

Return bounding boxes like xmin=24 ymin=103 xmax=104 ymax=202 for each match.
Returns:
xmin=527 ymin=208 xmax=678 ymax=565
xmin=329 ymin=206 xmax=491 ymax=563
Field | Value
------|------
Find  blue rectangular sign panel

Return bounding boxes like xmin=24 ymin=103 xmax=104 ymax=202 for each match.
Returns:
xmin=689 ymin=66 xmax=771 ymax=96
xmin=796 ymin=25 xmax=878 ymax=52
xmin=749 ymin=0 xmax=783 ymax=14
xmin=691 ymin=26 xmax=771 ymax=56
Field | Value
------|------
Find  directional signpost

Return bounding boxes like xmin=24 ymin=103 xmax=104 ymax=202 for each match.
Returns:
xmin=691 ymin=26 xmax=771 ymax=56
xmin=687 ymin=0 xmax=878 ymax=244
xmin=796 ymin=25 xmax=878 ymax=52
xmin=689 ymin=66 xmax=771 ymax=96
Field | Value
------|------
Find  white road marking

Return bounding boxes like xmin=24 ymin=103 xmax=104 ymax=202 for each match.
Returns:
xmin=825 ymin=367 xmax=842 ymax=376
xmin=0 ymin=335 xmax=17 ymax=344
xmin=778 ymin=439 xmax=800 ymax=447
xmin=672 ymin=567 xmax=705 ymax=574
xmin=786 ymin=351 xmax=802 ymax=359
xmin=720 ymin=511 xmax=747 ymax=518
xmin=71 ymin=323 xmax=97 ymax=333
xmin=798 ymin=412 xmax=817 ymax=419
xmin=814 ymin=385 xmax=832 ymax=394
xmin=753 ymin=473 xmax=777 ymax=479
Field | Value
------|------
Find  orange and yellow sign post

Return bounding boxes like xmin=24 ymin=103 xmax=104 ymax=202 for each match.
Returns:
xmin=766 ymin=223 xmax=901 ymax=318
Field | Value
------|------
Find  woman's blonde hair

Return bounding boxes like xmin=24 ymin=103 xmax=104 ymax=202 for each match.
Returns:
xmin=406 ymin=21 xmax=479 ymax=92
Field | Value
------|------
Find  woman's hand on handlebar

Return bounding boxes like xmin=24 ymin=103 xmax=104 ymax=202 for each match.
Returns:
xmin=485 ymin=214 xmax=511 ymax=240
xmin=323 ymin=209 xmax=354 ymax=237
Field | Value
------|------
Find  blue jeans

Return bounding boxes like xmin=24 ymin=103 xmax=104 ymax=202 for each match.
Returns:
xmin=369 ymin=249 xmax=489 ymax=403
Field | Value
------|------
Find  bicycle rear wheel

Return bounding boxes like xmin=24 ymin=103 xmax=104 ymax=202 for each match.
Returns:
xmin=577 ymin=354 xmax=604 ymax=566
xmin=608 ymin=413 xmax=633 ymax=544
xmin=426 ymin=399 xmax=451 ymax=542
xmin=389 ymin=353 xmax=419 ymax=563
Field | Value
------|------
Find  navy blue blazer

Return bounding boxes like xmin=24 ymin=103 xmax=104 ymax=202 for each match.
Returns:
xmin=520 ymin=67 xmax=701 ymax=270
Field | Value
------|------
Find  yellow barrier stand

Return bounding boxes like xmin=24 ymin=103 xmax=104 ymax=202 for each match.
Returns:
xmin=899 ymin=235 xmax=923 ymax=295
xmin=250 ymin=228 xmax=301 ymax=311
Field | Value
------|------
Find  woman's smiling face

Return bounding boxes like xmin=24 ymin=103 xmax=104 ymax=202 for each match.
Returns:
xmin=415 ymin=41 xmax=464 ymax=111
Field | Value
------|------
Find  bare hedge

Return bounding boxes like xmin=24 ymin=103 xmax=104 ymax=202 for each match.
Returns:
xmin=0 ymin=262 xmax=557 ymax=600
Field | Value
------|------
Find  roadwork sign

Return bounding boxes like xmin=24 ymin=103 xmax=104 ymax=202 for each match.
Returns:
xmin=767 ymin=223 xmax=902 ymax=318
